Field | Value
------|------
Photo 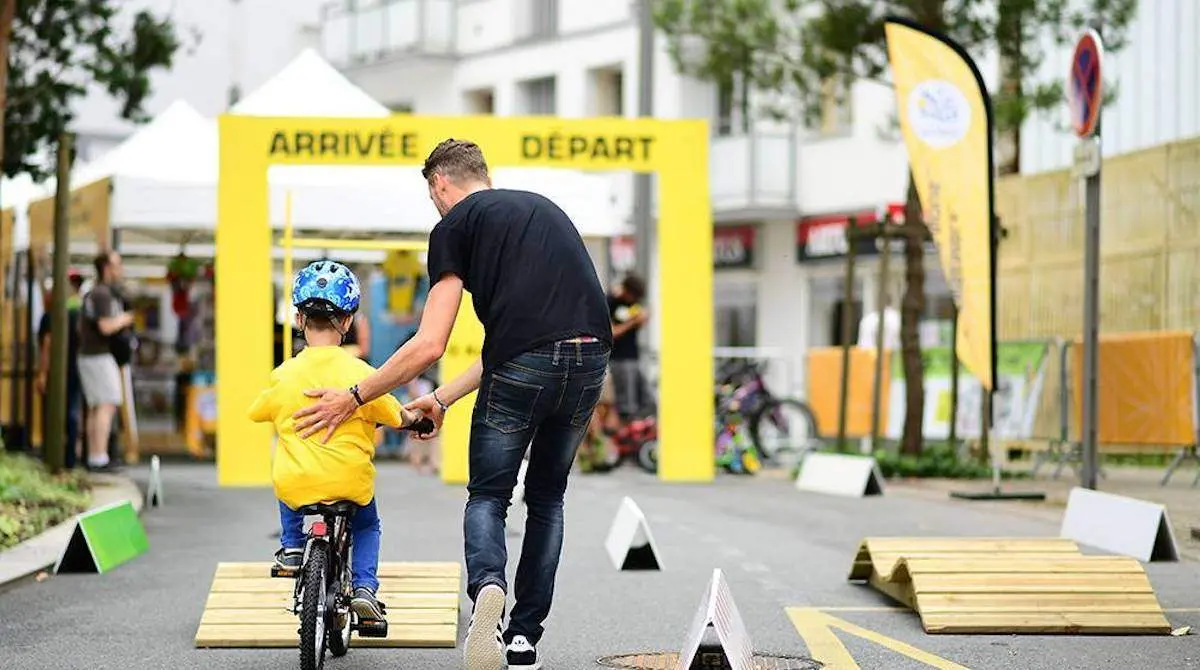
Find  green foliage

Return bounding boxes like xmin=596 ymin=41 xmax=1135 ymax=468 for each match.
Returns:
xmin=871 ymin=442 xmax=1026 ymax=479
xmin=4 ymin=0 xmax=185 ymax=179
xmin=0 ymin=451 xmax=90 ymax=550
xmin=654 ymin=0 xmax=1139 ymax=133
xmin=652 ymin=0 xmax=782 ymax=131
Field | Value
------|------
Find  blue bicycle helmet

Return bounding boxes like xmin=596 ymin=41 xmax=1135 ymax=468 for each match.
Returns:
xmin=292 ymin=260 xmax=361 ymax=316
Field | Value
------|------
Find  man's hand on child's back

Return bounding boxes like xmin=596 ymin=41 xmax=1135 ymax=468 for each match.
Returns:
xmin=293 ymin=388 xmax=357 ymax=442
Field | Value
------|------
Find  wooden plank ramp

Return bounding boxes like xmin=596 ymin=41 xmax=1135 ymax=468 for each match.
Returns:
xmin=847 ymin=537 xmax=1172 ymax=635
xmin=194 ymin=562 xmax=462 ymax=648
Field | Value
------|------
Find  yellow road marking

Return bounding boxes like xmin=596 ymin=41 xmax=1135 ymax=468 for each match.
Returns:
xmin=787 ymin=608 xmax=970 ymax=670
xmin=808 ymin=606 xmax=907 ymax=612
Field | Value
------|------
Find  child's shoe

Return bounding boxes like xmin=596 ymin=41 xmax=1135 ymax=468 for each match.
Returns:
xmin=351 ymin=587 xmax=386 ymax=620
xmin=273 ymin=547 xmax=303 ymax=570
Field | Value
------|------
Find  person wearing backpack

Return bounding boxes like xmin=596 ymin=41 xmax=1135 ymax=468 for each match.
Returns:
xmin=77 ymin=251 xmax=135 ymax=472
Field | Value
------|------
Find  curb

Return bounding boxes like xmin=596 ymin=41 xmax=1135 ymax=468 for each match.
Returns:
xmin=0 ymin=471 xmax=144 ymax=591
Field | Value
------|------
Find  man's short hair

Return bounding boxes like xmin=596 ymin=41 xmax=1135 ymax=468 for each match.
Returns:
xmin=421 ymin=138 xmax=489 ymax=184
xmin=93 ymin=250 xmax=115 ymax=277
xmin=622 ymin=274 xmax=646 ymax=302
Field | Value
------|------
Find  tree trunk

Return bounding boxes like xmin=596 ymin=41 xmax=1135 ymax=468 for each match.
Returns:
xmin=899 ymin=175 xmax=926 ymax=455
xmin=0 ymin=0 xmax=16 ymax=161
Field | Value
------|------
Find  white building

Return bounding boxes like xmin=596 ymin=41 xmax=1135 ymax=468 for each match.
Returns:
xmin=327 ymin=0 xmax=1200 ymax=397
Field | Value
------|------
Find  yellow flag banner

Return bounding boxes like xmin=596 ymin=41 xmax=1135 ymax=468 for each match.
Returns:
xmin=885 ymin=18 xmax=997 ymax=392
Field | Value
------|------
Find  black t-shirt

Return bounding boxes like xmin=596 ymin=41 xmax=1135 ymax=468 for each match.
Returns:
xmin=608 ymin=294 xmax=642 ymax=361
xmin=426 ymin=188 xmax=612 ymax=371
xmin=38 ymin=308 xmax=81 ymax=385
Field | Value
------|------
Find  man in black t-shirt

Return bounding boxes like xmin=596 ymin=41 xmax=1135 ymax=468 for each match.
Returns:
xmin=293 ymin=138 xmax=611 ymax=670
xmin=36 ymin=270 xmax=85 ymax=469
xmin=607 ymin=273 xmax=652 ymax=419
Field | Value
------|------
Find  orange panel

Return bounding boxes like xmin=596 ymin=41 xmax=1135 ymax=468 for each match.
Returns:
xmin=1070 ymin=331 xmax=1195 ymax=445
xmin=806 ymin=347 xmax=891 ymax=438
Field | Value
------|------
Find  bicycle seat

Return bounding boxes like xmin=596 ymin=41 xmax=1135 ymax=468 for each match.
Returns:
xmin=297 ymin=501 xmax=358 ymax=517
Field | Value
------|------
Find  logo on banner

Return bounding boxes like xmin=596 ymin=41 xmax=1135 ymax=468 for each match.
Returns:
xmin=907 ymin=80 xmax=971 ymax=149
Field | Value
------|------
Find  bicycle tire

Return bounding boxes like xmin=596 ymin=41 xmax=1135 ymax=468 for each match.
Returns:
xmin=300 ymin=542 xmax=329 ymax=670
xmin=327 ymin=551 xmax=352 ymax=657
xmin=749 ymin=398 xmax=819 ymax=462
xmin=636 ymin=439 xmax=658 ymax=474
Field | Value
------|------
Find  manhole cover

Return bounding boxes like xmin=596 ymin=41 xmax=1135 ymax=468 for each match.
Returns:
xmin=597 ymin=652 xmax=822 ymax=669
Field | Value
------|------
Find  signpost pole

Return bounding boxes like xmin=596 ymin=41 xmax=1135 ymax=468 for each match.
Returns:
xmin=1070 ymin=27 xmax=1105 ymax=492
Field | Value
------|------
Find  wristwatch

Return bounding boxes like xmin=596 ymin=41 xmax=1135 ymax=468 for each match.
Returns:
xmin=349 ymin=385 xmax=366 ymax=406
xmin=432 ymin=389 xmax=450 ymax=412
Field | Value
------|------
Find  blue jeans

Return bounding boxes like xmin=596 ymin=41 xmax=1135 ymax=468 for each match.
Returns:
xmin=464 ymin=340 xmax=609 ymax=646
xmin=279 ymin=499 xmax=381 ymax=592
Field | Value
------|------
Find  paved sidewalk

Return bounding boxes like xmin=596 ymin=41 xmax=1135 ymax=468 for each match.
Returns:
xmin=0 ymin=472 xmax=144 ymax=590
xmin=887 ymin=465 xmax=1200 ymax=561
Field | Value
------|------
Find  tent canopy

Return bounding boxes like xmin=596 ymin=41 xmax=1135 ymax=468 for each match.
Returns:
xmin=29 ymin=50 xmax=628 ymax=242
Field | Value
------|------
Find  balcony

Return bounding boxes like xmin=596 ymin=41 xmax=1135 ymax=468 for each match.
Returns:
xmin=709 ymin=131 xmax=799 ymax=223
xmin=320 ymin=0 xmax=456 ymax=68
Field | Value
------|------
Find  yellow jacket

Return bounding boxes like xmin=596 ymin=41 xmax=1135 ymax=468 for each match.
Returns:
xmin=248 ymin=346 xmax=403 ymax=509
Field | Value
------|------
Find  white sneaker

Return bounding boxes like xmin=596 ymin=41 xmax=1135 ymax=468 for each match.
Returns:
xmin=506 ymin=634 xmax=542 ymax=670
xmin=464 ymin=584 xmax=505 ymax=670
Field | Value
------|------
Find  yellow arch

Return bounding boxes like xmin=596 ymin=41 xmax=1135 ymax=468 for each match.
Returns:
xmin=215 ymin=114 xmax=714 ymax=486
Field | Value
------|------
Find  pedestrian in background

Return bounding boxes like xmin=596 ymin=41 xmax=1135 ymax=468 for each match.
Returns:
xmin=35 ymin=269 xmax=85 ymax=469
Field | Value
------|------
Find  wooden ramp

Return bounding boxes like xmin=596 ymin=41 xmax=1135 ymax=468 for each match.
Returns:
xmin=847 ymin=537 xmax=1172 ymax=635
xmin=194 ymin=562 xmax=462 ymax=648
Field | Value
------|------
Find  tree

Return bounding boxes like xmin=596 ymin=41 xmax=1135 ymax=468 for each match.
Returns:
xmin=656 ymin=0 xmax=1137 ymax=454
xmin=1 ymin=0 xmax=183 ymax=180
xmin=652 ymin=0 xmax=781 ymax=133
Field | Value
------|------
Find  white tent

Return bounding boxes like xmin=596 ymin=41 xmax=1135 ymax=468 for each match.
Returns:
xmin=36 ymin=48 xmax=628 ymax=242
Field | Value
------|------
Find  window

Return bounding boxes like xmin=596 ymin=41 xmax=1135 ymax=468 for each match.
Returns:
xmin=516 ymin=0 xmax=559 ymax=41
xmin=716 ymin=81 xmax=734 ymax=136
xmin=588 ymin=66 xmax=624 ymax=116
xmin=463 ymin=88 xmax=495 ymax=115
xmin=818 ymin=75 xmax=853 ymax=135
xmin=714 ymin=281 xmax=757 ymax=347
xmin=520 ymin=77 xmax=557 ymax=115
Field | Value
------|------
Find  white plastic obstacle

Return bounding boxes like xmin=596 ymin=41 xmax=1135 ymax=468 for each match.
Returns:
xmin=794 ymin=452 xmax=884 ymax=498
xmin=1060 ymin=487 xmax=1179 ymax=562
xmin=604 ymin=496 xmax=662 ymax=571
xmin=677 ymin=569 xmax=755 ymax=670
xmin=146 ymin=455 xmax=164 ymax=508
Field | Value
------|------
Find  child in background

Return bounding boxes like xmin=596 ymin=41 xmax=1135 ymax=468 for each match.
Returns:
xmin=249 ymin=260 xmax=420 ymax=621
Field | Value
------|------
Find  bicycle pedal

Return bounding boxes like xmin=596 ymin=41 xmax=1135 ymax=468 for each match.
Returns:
xmin=270 ymin=565 xmax=298 ymax=579
xmin=355 ymin=618 xmax=388 ymax=638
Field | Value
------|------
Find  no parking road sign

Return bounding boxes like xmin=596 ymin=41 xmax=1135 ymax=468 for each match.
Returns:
xmin=1070 ymin=29 xmax=1104 ymax=138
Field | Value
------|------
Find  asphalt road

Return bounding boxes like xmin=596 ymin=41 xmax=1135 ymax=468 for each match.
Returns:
xmin=1 ymin=462 xmax=1198 ymax=669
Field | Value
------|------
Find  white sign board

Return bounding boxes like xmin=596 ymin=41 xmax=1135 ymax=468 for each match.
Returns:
xmin=1060 ymin=487 xmax=1179 ymax=562
xmin=145 ymin=455 xmax=163 ymax=508
xmin=604 ymin=497 xmax=662 ymax=570
xmin=677 ymin=569 xmax=755 ymax=670
xmin=795 ymin=452 xmax=884 ymax=498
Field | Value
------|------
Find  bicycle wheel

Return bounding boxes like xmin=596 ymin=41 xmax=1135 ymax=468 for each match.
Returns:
xmin=636 ymin=439 xmax=658 ymax=474
xmin=300 ymin=542 xmax=330 ymax=670
xmin=749 ymin=398 xmax=819 ymax=462
xmin=327 ymin=548 xmax=352 ymax=657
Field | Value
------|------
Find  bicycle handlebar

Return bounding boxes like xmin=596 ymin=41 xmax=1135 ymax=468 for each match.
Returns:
xmin=402 ymin=416 xmax=436 ymax=435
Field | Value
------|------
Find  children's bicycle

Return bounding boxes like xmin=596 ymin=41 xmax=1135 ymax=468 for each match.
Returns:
xmin=272 ymin=416 xmax=435 ymax=670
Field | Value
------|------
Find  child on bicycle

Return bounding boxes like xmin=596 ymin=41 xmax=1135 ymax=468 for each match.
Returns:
xmin=249 ymin=260 xmax=419 ymax=622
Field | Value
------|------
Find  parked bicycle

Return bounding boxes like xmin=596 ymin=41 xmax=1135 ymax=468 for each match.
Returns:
xmin=715 ymin=359 xmax=819 ymax=464
xmin=272 ymin=417 xmax=435 ymax=670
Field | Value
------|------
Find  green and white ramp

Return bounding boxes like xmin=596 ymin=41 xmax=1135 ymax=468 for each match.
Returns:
xmin=55 ymin=500 xmax=149 ymax=574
